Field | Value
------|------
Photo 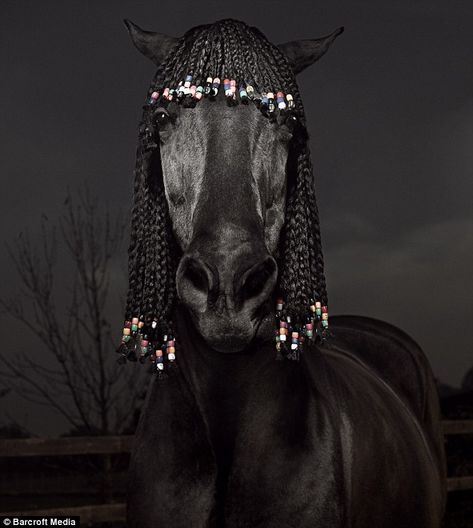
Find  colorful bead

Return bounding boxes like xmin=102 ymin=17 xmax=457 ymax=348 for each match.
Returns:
xmin=204 ymin=76 xmax=213 ymax=96
xmin=177 ymin=82 xmax=186 ymax=101
xmin=267 ymin=92 xmax=275 ymax=112
xmin=148 ymin=93 xmax=159 ymax=104
xmin=276 ymin=91 xmax=286 ymax=110
xmin=140 ymin=338 xmax=149 ymax=356
xmin=315 ymin=302 xmax=322 ymax=317
xmin=122 ymin=325 xmax=131 ymax=343
xmin=286 ymin=93 xmax=294 ymax=109
xmin=211 ymin=77 xmax=220 ymax=97
xmin=184 ymin=74 xmax=192 ymax=88
xmin=246 ymin=85 xmax=255 ymax=99
xmin=156 ymin=349 xmax=164 ymax=371
xmin=195 ymin=86 xmax=204 ymax=100
xmin=166 ymin=337 xmax=176 ymax=362
xmin=224 ymin=79 xmax=234 ymax=99
xmin=276 ymin=298 xmax=284 ymax=311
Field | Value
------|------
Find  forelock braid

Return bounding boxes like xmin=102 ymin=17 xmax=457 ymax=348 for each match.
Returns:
xmin=234 ymin=27 xmax=255 ymax=85
xmin=246 ymin=28 xmax=268 ymax=91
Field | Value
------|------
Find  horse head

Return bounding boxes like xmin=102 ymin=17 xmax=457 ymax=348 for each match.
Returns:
xmin=120 ymin=19 xmax=342 ymax=362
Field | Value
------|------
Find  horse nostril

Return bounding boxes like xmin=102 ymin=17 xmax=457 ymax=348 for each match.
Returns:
xmin=184 ymin=259 xmax=210 ymax=292
xmin=178 ymin=257 xmax=215 ymax=295
xmin=238 ymin=256 xmax=277 ymax=303
xmin=177 ymin=255 xmax=219 ymax=310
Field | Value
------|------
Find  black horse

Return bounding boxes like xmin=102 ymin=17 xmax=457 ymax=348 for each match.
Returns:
xmin=121 ymin=19 xmax=446 ymax=527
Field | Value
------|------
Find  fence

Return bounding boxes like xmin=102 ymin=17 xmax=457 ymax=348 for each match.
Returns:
xmin=1 ymin=420 xmax=472 ymax=524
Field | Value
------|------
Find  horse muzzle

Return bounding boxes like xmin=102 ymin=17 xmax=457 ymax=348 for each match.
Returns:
xmin=176 ymin=250 xmax=278 ymax=353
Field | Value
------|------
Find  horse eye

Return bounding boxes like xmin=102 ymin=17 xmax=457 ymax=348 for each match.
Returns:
xmin=285 ymin=113 xmax=298 ymax=131
xmin=155 ymin=109 xmax=170 ymax=126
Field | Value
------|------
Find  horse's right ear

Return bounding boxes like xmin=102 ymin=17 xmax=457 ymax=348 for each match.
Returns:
xmin=124 ymin=19 xmax=179 ymax=66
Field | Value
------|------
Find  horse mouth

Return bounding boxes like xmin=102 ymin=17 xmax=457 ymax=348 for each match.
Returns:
xmin=198 ymin=309 xmax=274 ymax=354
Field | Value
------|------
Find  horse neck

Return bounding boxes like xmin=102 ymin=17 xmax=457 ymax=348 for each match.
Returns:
xmin=174 ymin=306 xmax=274 ymax=413
xmin=173 ymin=308 xmax=314 ymax=456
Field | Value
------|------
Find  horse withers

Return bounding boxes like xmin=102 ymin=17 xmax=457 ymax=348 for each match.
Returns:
xmin=120 ymin=19 xmax=446 ymax=528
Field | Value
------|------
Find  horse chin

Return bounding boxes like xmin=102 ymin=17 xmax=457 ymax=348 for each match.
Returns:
xmin=206 ymin=337 xmax=252 ymax=354
xmin=198 ymin=325 xmax=255 ymax=354
xmin=193 ymin=311 xmax=275 ymax=354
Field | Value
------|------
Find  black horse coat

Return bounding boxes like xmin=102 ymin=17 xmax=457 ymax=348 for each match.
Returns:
xmin=127 ymin=314 xmax=446 ymax=527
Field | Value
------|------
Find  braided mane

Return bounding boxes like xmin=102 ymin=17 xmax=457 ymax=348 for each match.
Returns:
xmin=123 ymin=18 xmax=328 ymax=357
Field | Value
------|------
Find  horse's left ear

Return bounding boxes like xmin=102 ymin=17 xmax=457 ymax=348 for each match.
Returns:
xmin=278 ymin=27 xmax=344 ymax=75
xmin=124 ymin=19 xmax=179 ymax=66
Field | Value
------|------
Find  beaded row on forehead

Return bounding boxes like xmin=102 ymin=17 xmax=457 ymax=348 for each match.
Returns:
xmin=145 ymin=19 xmax=298 ymax=113
xmin=117 ymin=19 xmax=329 ymax=373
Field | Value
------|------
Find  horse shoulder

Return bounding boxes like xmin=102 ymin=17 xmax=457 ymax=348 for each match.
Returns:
xmin=302 ymin=340 xmax=446 ymax=527
xmin=328 ymin=315 xmax=446 ymax=485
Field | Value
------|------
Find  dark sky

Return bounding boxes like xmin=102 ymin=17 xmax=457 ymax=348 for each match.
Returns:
xmin=1 ymin=0 xmax=472 ymax=434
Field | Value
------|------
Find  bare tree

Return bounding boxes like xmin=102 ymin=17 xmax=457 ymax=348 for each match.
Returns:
xmin=0 ymin=187 xmax=144 ymax=435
